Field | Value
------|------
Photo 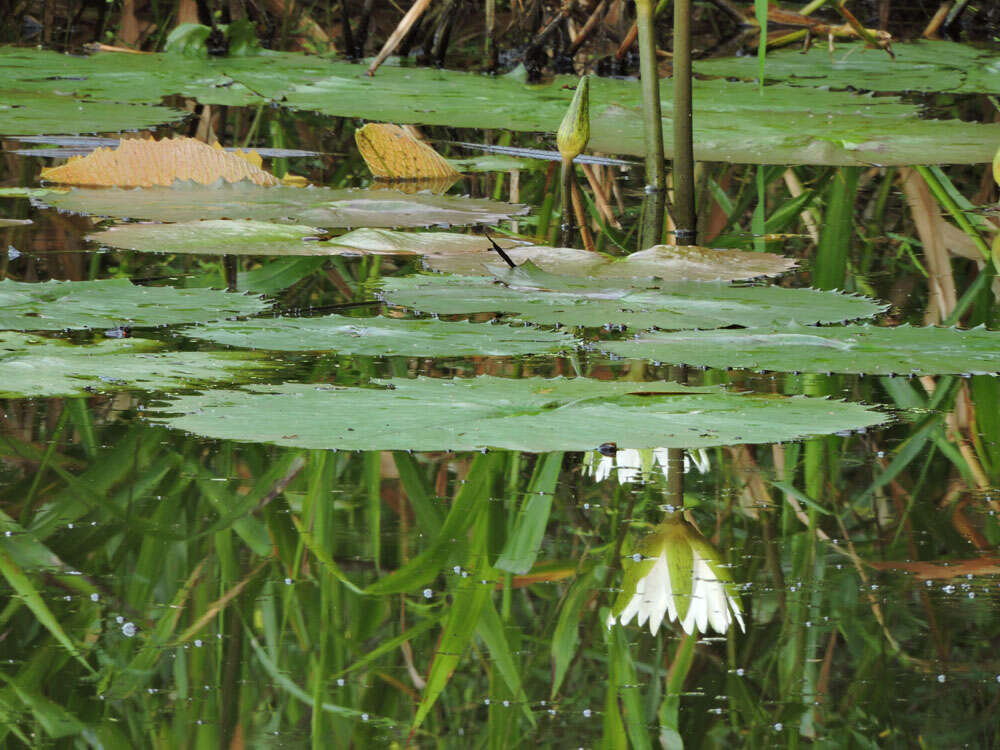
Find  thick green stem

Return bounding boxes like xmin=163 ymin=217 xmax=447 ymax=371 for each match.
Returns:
xmin=672 ymin=0 xmax=696 ymax=245
xmin=636 ymin=0 xmax=666 ymax=248
xmin=559 ymin=158 xmax=574 ymax=247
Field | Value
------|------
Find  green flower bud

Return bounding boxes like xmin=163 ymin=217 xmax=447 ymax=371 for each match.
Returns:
xmin=557 ymin=76 xmax=591 ymax=163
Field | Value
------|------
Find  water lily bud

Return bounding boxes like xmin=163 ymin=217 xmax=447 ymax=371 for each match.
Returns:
xmin=557 ymin=76 xmax=590 ymax=163
xmin=607 ymin=514 xmax=745 ymax=636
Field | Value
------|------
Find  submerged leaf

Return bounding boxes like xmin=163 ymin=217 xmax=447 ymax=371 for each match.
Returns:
xmin=39 ymin=136 xmax=279 ymax=187
xmin=46 ymin=182 xmax=526 ymax=227
xmin=0 ymin=278 xmax=269 ymax=330
xmin=355 ymin=123 xmax=460 ymax=181
xmin=0 ymin=332 xmax=266 ymax=397
xmin=380 ymin=270 xmax=885 ymax=329
xmin=598 ymin=324 xmax=1000 ymax=375
xmin=184 ymin=314 xmax=577 ymax=356
xmin=152 ymin=377 xmax=886 ymax=452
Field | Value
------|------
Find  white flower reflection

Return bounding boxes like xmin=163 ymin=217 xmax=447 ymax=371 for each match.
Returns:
xmin=584 ymin=447 xmax=710 ymax=485
xmin=607 ymin=516 xmax=745 ymax=637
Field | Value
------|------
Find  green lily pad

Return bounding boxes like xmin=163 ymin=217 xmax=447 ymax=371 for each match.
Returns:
xmin=0 ymin=187 xmax=66 ymax=198
xmin=93 ymin=222 xmax=796 ymax=280
xmin=0 ymin=90 xmax=185 ymax=136
xmin=598 ymin=324 xmax=1000 ymax=375
xmin=275 ymin=60 xmax=1000 ymax=166
xmin=424 ymin=242 xmax=797 ymax=281
xmin=0 ymin=331 xmax=266 ymax=398
xmin=88 ymin=222 xmax=520 ymax=258
xmin=151 ymin=377 xmax=886 ymax=452
xmin=0 ymin=278 xmax=269 ymax=331
xmin=2 ymin=46 xmax=999 ymax=165
xmin=696 ymin=41 xmax=1000 ymax=95
xmin=45 ymin=183 xmax=527 ymax=227
xmin=183 ymin=315 xmax=577 ymax=356
xmin=379 ymin=266 xmax=885 ymax=329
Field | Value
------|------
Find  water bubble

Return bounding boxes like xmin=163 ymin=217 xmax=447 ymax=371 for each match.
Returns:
xmin=632 ymin=553 xmax=642 ymax=562
xmin=116 ymin=615 xmax=124 ymax=624
xmin=582 ymin=708 xmax=592 ymax=718
xmin=774 ymin=723 xmax=783 ymax=732
xmin=337 ymin=678 xmax=345 ymax=687
xmin=194 ymin=639 xmax=203 ymax=648
xmin=943 ymin=584 xmax=955 ymax=594
xmin=361 ymin=713 xmax=369 ymax=722
xmin=484 ymin=699 xmax=491 ymax=706
xmin=423 ymin=588 xmax=433 ymax=599
xmin=453 ymin=566 xmax=462 ymax=575
xmin=90 ymin=593 xmax=99 ymax=602
xmin=503 ymin=700 xmax=510 ymax=707
xmin=121 ymin=622 xmax=137 ymax=638
xmin=735 ymin=668 xmax=745 ymax=677
xmin=284 ymin=577 xmax=293 ymax=586
xmin=937 ymin=674 xmax=946 ymax=683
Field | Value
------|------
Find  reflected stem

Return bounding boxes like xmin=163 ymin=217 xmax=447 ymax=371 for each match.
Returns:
xmin=224 ymin=254 xmax=238 ymax=292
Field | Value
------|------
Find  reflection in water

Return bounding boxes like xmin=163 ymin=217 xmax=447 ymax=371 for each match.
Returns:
xmin=608 ymin=511 xmax=745 ymax=636
xmin=583 ymin=445 xmax=710 ymax=484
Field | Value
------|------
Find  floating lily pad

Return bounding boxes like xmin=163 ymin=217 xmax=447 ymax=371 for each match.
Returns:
xmin=1 ymin=46 xmax=999 ymax=165
xmin=424 ymin=242 xmax=797 ymax=281
xmin=91 ymin=222 xmax=795 ymax=281
xmin=380 ymin=266 xmax=885 ymax=329
xmin=0 ymin=90 xmax=185 ymax=136
xmin=184 ymin=314 xmax=577 ymax=356
xmin=598 ymin=324 xmax=1000 ymax=375
xmin=695 ymin=41 xmax=1000 ymax=95
xmin=0 ymin=332 xmax=266 ymax=398
xmin=276 ymin=60 xmax=1000 ymax=166
xmin=91 ymin=220 xmax=329 ymax=256
xmin=44 ymin=183 xmax=527 ymax=227
xmin=151 ymin=377 xmax=886 ymax=452
xmin=88 ymin=222 xmax=518 ymax=257
xmin=0 ymin=278 xmax=269 ymax=331
xmin=0 ymin=187 xmax=65 ymax=198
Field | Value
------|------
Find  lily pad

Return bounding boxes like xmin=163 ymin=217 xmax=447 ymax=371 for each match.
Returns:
xmin=597 ymin=324 xmax=1000 ymax=375
xmin=0 ymin=90 xmax=185 ymax=136
xmin=0 ymin=332 xmax=266 ymax=398
xmin=695 ymin=41 xmax=1000 ymax=95
xmin=424 ymin=242 xmax=797 ymax=281
xmin=88 ymin=222 xmax=519 ymax=257
xmin=379 ymin=267 xmax=885 ymax=329
xmin=44 ymin=183 xmax=527 ymax=227
xmin=0 ymin=278 xmax=269 ymax=331
xmin=151 ymin=377 xmax=886 ymax=452
xmin=90 ymin=223 xmax=795 ymax=281
xmin=2 ymin=46 xmax=999 ymax=165
xmin=184 ymin=315 xmax=577 ymax=356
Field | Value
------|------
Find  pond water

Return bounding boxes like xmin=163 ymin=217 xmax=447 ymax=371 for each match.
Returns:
xmin=2 ymin=42 xmax=1000 ymax=749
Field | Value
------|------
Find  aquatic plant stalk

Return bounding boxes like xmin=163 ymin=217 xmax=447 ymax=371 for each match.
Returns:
xmin=672 ymin=0 xmax=696 ymax=245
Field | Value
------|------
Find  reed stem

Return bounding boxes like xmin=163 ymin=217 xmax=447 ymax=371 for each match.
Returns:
xmin=672 ymin=0 xmax=696 ymax=245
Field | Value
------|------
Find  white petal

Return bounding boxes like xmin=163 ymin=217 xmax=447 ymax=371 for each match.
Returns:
xmin=727 ymin=592 xmax=746 ymax=632
xmin=619 ymin=595 xmax=641 ymax=627
xmin=593 ymin=455 xmax=614 ymax=482
xmin=606 ymin=612 xmax=617 ymax=630
xmin=645 ymin=555 xmax=670 ymax=635
xmin=615 ymin=449 xmax=642 ymax=484
xmin=690 ymin=449 xmax=711 ymax=474
xmin=704 ymin=576 xmax=730 ymax=634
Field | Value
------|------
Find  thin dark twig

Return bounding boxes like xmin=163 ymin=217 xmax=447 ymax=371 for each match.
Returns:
xmin=482 ymin=229 xmax=517 ymax=269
